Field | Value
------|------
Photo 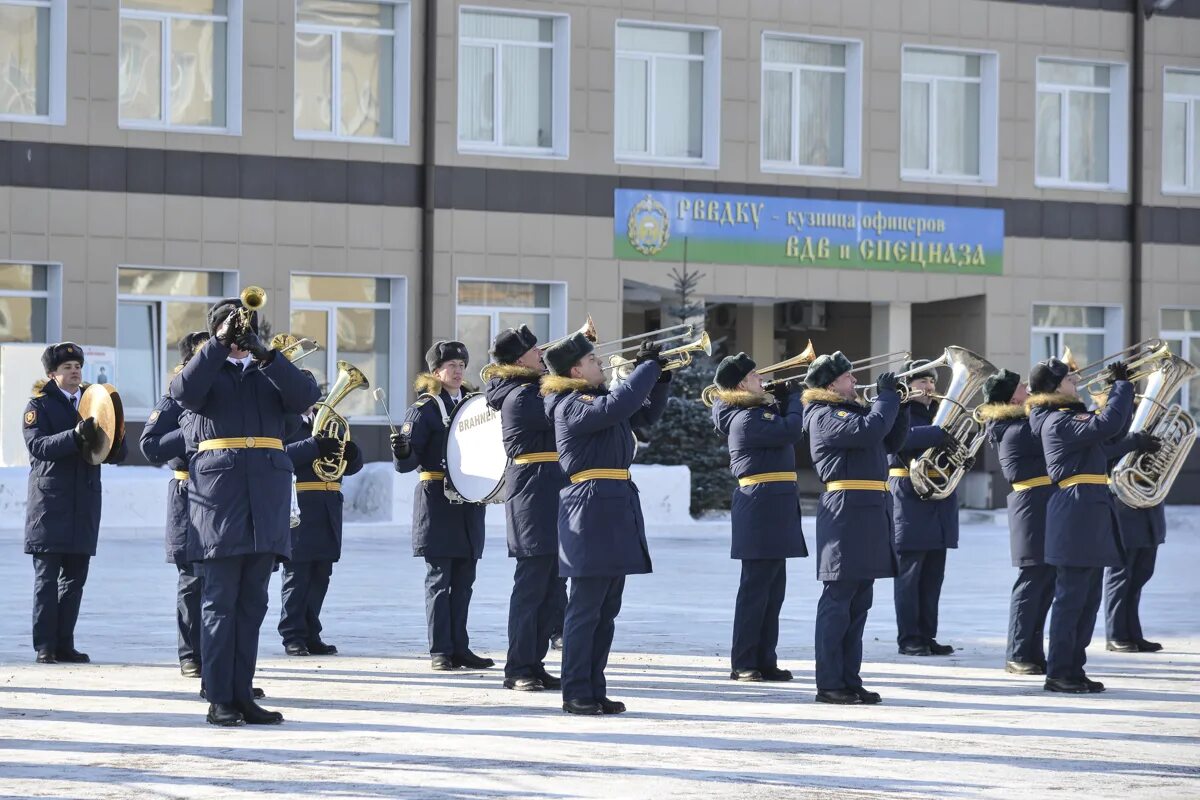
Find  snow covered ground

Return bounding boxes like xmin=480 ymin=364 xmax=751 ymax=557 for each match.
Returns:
xmin=1 ymin=511 xmax=1198 ymax=799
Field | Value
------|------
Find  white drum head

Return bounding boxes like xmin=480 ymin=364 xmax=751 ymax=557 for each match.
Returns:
xmin=445 ymin=393 xmax=508 ymax=504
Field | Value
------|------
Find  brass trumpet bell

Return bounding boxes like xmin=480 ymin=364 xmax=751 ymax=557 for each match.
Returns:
xmin=270 ymin=333 xmax=322 ymax=363
xmin=605 ymin=331 xmax=712 ymax=381
xmin=700 ymin=341 xmax=816 ymax=407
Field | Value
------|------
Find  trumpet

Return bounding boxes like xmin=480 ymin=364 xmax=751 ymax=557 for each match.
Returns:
xmin=270 ymin=333 xmax=322 ymax=363
xmin=605 ymin=331 xmax=712 ymax=382
xmin=700 ymin=341 xmax=816 ymax=407
xmin=1072 ymin=339 xmax=1172 ymax=392
xmin=235 ymin=286 xmax=266 ymax=340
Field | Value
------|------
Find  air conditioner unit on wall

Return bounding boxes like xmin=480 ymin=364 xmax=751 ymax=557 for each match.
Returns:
xmin=776 ymin=301 xmax=827 ymax=331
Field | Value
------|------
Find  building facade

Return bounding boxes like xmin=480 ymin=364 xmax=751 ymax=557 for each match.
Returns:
xmin=1 ymin=0 xmax=1198 ymax=501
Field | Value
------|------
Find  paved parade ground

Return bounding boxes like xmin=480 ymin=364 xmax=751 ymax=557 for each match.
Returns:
xmin=1 ymin=512 xmax=1198 ymax=799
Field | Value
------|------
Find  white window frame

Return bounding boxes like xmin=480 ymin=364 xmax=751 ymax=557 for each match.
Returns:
xmin=759 ymin=32 xmax=862 ymax=178
xmin=1030 ymin=301 xmax=1123 ymax=370
xmin=900 ymin=45 xmax=998 ymax=186
xmin=290 ymin=273 xmax=406 ymax=421
xmin=1034 ymin=56 xmax=1129 ymax=192
xmin=0 ymin=0 xmax=67 ymax=125
xmin=117 ymin=0 xmax=243 ymax=134
xmin=454 ymin=278 xmax=567 ymax=370
xmin=1160 ymin=307 xmax=1200 ymax=430
xmin=116 ymin=266 xmax=237 ymax=420
xmin=293 ymin=0 xmax=411 ymax=145
xmin=1162 ymin=67 xmax=1200 ymax=196
xmin=613 ymin=19 xmax=722 ymax=169
xmin=0 ymin=262 xmax=62 ymax=341
xmin=456 ymin=5 xmax=570 ymax=159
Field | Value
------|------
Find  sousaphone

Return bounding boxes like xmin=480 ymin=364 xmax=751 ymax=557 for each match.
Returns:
xmin=78 ymin=383 xmax=125 ymax=465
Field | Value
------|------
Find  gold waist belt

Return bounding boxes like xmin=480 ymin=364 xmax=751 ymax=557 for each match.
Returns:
xmin=172 ymin=470 xmax=189 ymax=481
xmin=1012 ymin=476 xmax=1052 ymax=492
xmin=738 ymin=471 xmax=797 ymax=488
xmin=1058 ymin=473 xmax=1109 ymax=489
xmin=825 ymin=480 xmax=888 ymax=492
xmin=295 ymin=481 xmax=342 ymax=492
xmin=888 ymin=468 xmax=940 ymax=478
xmin=570 ymin=468 xmax=631 ymax=484
xmin=419 ymin=471 xmax=445 ymax=482
xmin=197 ymin=437 xmax=284 ymax=452
xmin=513 ymin=452 xmax=559 ymax=465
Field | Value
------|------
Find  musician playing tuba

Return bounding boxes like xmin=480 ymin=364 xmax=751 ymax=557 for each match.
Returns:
xmin=483 ymin=324 xmax=567 ymax=692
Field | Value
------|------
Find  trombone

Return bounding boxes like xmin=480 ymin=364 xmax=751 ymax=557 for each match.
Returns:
xmin=858 ymin=353 xmax=946 ymax=402
xmin=480 ymin=316 xmax=600 ymax=382
xmin=769 ymin=350 xmax=912 ymax=394
xmin=1071 ymin=339 xmax=1172 ymax=392
xmin=593 ymin=323 xmax=695 ymax=360
xmin=604 ymin=331 xmax=712 ymax=381
xmin=699 ymin=341 xmax=816 ymax=407
xmin=270 ymin=333 xmax=322 ymax=363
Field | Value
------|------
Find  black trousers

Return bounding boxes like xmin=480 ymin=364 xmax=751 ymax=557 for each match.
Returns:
xmin=1006 ymin=564 xmax=1055 ymax=664
xmin=1047 ymin=565 xmax=1103 ymax=681
xmin=1104 ymin=545 xmax=1158 ymax=643
xmin=549 ymin=573 xmax=567 ymax=639
xmin=200 ymin=553 xmax=274 ymax=705
xmin=894 ymin=548 xmax=947 ymax=648
xmin=424 ymin=557 xmax=477 ymax=657
xmin=176 ymin=562 xmax=203 ymax=663
xmin=815 ymin=579 xmax=873 ymax=692
xmin=278 ymin=560 xmax=334 ymax=647
xmin=730 ymin=559 xmax=787 ymax=672
xmin=560 ymin=576 xmax=625 ymax=702
xmin=505 ymin=554 xmax=559 ymax=679
xmin=32 ymin=553 xmax=91 ymax=654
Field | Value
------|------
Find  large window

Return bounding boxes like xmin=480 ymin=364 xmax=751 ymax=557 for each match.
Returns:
xmin=457 ymin=7 xmax=569 ymax=157
xmin=456 ymin=280 xmax=565 ymax=382
xmin=901 ymin=47 xmax=997 ymax=184
xmin=119 ymin=0 xmax=242 ymax=132
xmin=1161 ymin=310 xmax=1200 ymax=423
xmin=1163 ymin=69 xmax=1200 ymax=195
xmin=290 ymin=275 xmax=403 ymax=420
xmin=117 ymin=267 xmax=232 ymax=416
xmin=761 ymin=34 xmax=861 ymax=177
xmin=1036 ymin=58 xmax=1128 ymax=191
xmin=295 ymin=0 xmax=410 ymax=142
xmin=0 ymin=263 xmax=56 ymax=343
xmin=615 ymin=21 xmax=720 ymax=167
xmin=1031 ymin=303 xmax=1122 ymax=404
xmin=0 ymin=0 xmax=65 ymax=123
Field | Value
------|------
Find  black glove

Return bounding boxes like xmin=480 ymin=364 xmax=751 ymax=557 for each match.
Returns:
xmin=1134 ymin=432 xmax=1163 ymax=454
xmin=634 ymin=340 xmax=664 ymax=366
xmin=214 ymin=312 xmax=239 ymax=346
xmin=390 ymin=432 xmax=411 ymax=460
xmin=657 ymin=369 xmax=673 ymax=385
xmin=769 ymin=381 xmax=790 ymax=404
xmin=343 ymin=440 xmax=361 ymax=463
xmin=1106 ymin=360 xmax=1130 ymax=383
xmin=237 ymin=329 xmax=271 ymax=361
xmin=875 ymin=371 xmax=899 ymax=393
xmin=315 ymin=435 xmax=341 ymax=459
xmin=74 ymin=417 xmax=98 ymax=450
xmin=938 ymin=427 xmax=957 ymax=449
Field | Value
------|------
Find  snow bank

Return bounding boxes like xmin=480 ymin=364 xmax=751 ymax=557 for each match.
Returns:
xmin=0 ymin=462 xmax=692 ymax=533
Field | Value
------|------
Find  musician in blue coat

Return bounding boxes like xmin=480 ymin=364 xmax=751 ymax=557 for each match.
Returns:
xmin=391 ymin=341 xmax=492 ymax=671
xmin=541 ymin=332 xmax=670 ymax=715
xmin=171 ymin=298 xmax=320 ymax=726
xmin=802 ymin=352 xmax=907 ymax=705
xmin=24 ymin=342 xmax=128 ymax=665
xmin=484 ymin=325 xmax=568 ymax=692
xmin=710 ymin=352 xmax=808 ymax=683
xmin=279 ymin=402 xmax=363 ymax=657
xmin=140 ymin=331 xmax=209 ymax=678
xmin=977 ymin=369 xmax=1056 ymax=675
xmin=1026 ymin=357 xmax=1143 ymax=694
xmin=888 ymin=360 xmax=959 ymax=657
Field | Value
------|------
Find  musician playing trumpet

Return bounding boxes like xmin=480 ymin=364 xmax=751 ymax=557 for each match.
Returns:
xmin=484 ymin=325 xmax=568 ymax=692
xmin=888 ymin=360 xmax=960 ymax=657
xmin=709 ymin=353 xmax=808 ymax=683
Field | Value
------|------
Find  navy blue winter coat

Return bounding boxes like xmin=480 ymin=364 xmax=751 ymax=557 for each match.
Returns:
xmin=1027 ymin=382 xmax=1134 ymax=569
xmin=169 ymin=338 xmax=320 ymax=561
xmin=23 ymin=380 xmax=127 ymax=556
xmin=393 ymin=374 xmax=486 ymax=559
xmin=802 ymin=387 xmax=908 ymax=582
xmin=710 ymin=388 xmax=808 ymax=560
xmin=139 ymin=394 xmax=194 ymax=564
xmin=284 ymin=417 xmax=365 ymax=563
xmin=542 ymin=362 xmax=669 ymax=578
xmin=979 ymin=403 xmax=1052 ymax=568
xmin=889 ymin=400 xmax=959 ymax=552
xmin=485 ymin=365 xmax=568 ymax=558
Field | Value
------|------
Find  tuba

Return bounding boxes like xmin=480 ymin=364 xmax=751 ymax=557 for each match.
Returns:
xmin=908 ymin=347 xmax=1000 ymax=501
xmin=311 ymin=361 xmax=370 ymax=481
xmin=1109 ymin=351 xmax=1198 ymax=508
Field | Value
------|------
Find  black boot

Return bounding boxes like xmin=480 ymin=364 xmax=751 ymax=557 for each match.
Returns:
xmin=760 ymin=666 xmax=793 ymax=682
xmin=598 ymin=697 xmax=626 ymax=714
xmin=1106 ymin=640 xmax=1139 ymax=653
xmin=853 ymin=687 xmax=882 ymax=705
xmin=815 ymin=689 xmax=863 ymax=705
xmin=431 ymin=655 xmax=456 ymax=671
xmin=729 ymin=669 xmax=763 ymax=682
xmin=307 ymin=640 xmax=338 ymax=655
xmin=550 ymin=633 xmax=563 ymax=651
xmin=206 ymin=703 xmax=245 ymax=727
xmin=1044 ymin=678 xmax=1091 ymax=693
xmin=562 ymin=698 xmax=603 ymax=715
xmin=35 ymin=650 xmax=56 ymax=664
xmin=1083 ymin=677 xmax=1106 ymax=693
xmin=1005 ymin=660 xmax=1046 ymax=675
xmin=928 ymin=640 xmax=955 ymax=656
xmin=284 ymin=641 xmax=311 ymax=656
xmin=452 ymin=650 xmax=495 ymax=669
xmin=180 ymin=659 xmax=201 ymax=678
xmin=1136 ymin=639 xmax=1163 ymax=653
xmin=57 ymin=648 xmax=90 ymax=663
xmin=898 ymin=643 xmax=932 ymax=656
xmin=533 ymin=667 xmax=562 ymax=690
xmin=503 ymin=676 xmax=544 ymax=691
xmin=236 ymin=700 xmax=284 ymax=724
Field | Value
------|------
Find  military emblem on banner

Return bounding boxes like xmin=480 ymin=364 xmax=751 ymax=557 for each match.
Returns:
xmin=627 ymin=195 xmax=670 ymax=256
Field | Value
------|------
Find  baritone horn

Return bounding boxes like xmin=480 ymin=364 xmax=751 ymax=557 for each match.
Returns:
xmin=311 ymin=361 xmax=370 ymax=482
xmin=605 ymin=331 xmax=712 ymax=382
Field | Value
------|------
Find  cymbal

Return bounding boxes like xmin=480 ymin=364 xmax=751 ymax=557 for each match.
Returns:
xmin=78 ymin=383 xmax=125 ymax=465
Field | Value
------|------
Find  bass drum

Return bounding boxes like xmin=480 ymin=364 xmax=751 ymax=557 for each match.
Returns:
xmin=444 ymin=392 xmax=508 ymax=504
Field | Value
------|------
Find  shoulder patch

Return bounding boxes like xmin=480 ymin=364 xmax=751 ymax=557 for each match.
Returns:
xmin=577 ymin=394 xmax=594 ymax=403
xmin=762 ymin=411 xmax=775 ymax=420
xmin=148 ymin=409 xmax=160 ymax=423
xmin=1074 ymin=413 xmax=1091 ymax=421
xmin=401 ymin=421 xmax=413 ymax=435
xmin=836 ymin=410 xmax=849 ymax=418
xmin=24 ymin=409 xmax=36 ymax=426
xmin=414 ymin=397 xmax=430 ymax=407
